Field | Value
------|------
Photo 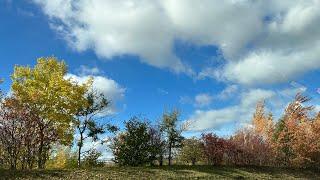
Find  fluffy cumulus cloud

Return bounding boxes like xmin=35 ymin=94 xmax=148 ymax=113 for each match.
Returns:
xmin=65 ymin=70 xmax=125 ymax=114
xmin=197 ymin=0 xmax=320 ymax=85
xmin=32 ymin=0 xmax=320 ymax=84
xmin=186 ymin=86 xmax=308 ymax=131
xmin=32 ymin=0 xmax=192 ymax=74
xmin=222 ymin=45 xmax=320 ymax=85
xmin=186 ymin=89 xmax=275 ymax=131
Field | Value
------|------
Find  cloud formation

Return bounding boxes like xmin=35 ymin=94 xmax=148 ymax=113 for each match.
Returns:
xmin=33 ymin=0 xmax=320 ymax=84
xmin=186 ymin=86 xmax=308 ymax=131
xmin=179 ymin=93 xmax=213 ymax=108
xmin=66 ymin=72 xmax=125 ymax=115
xmin=187 ymin=89 xmax=275 ymax=131
xmin=76 ymin=65 xmax=102 ymax=76
xmin=195 ymin=93 xmax=213 ymax=107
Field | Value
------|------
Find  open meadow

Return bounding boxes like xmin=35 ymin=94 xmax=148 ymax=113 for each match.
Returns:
xmin=1 ymin=166 xmax=319 ymax=180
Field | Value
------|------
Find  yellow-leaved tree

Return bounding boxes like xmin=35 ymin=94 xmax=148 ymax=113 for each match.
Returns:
xmin=252 ymin=101 xmax=274 ymax=140
xmin=11 ymin=57 xmax=90 ymax=169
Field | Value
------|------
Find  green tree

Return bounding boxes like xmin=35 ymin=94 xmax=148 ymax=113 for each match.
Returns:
xmin=82 ymin=149 xmax=103 ymax=167
xmin=75 ymin=90 xmax=109 ymax=167
xmin=11 ymin=57 xmax=89 ymax=169
xmin=179 ymin=138 xmax=204 ymax=165
xmin=111 ymin=117 xmax=153 ymax=166
xmin=161 ymin=110 xmax=184 ymax=166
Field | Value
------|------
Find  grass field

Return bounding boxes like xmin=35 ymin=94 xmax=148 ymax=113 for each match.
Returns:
xmin=0 ymin=166 xmax=319 ymax=179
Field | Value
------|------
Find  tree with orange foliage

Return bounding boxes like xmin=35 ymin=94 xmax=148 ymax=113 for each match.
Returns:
xmin=309 ymin=113 xmax=320 ymax=166
xmin=252 ymin=101 xmax=274 ymax=141
xmin=272 ymin=93 xmax=319 ymax=167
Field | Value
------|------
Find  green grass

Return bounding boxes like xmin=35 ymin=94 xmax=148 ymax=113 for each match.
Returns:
xmin=0 ymin=166 xmax=319 ymax=179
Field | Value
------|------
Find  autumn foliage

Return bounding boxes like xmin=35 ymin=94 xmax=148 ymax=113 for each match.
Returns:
xmin=193 ymin=93 xmax=320 ymax=168
xmin=0 ymin=58 xmax=320 ymax=169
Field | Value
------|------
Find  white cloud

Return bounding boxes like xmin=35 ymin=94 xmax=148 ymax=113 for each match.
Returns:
xmin=66 ymin=73 xmax=125 ymax=114
xmin=179 ymin=96 xmax=193 ymax=105
xmin=278 ymin=83 xmax=307 ymax=98
xmin=33 ymin=0 xmax=192 ymax=74
xmin=76 ymin=65 xmax=102 ymax=76
xmin=315 ymin=105 xmax=320 ymax=113
xmin=194 ymin=93 xmax=213 ymax=107
xmin=186 ymin=85 xmax=312 ymax=131
xmin=240 ymin=89 xmax=276 ymax=108
xmin=187 ymin=107 xmax=239 ymax=131
xmin=187 ymin=89 xmax=275 ymax=131
xmin=76 ymin=134 xmax=113 ymax=161
xmin=197 ymin=67 xmax=221 ymax=81
xmin=217 ymin=85 xmax=238 ymax=100
xmin=179 ymin=93 xmax=213 ymax=108
xmin=221 ymin=46 xmax=320 ymax=84
xmin=33 ymin=0 xmax=320 ymax=84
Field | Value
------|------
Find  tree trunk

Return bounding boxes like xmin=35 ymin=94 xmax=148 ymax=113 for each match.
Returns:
xmin=37 ymin=147 xmax=45 ymax=169
xmin=168 ymin=142 xmax=172 ymax=166
xmin=37 ymin=128 xmax=45 ymax=169
xmin=78 ymin=143 xmax=82 ymax=168
xmin=192 ymin=159 xmax=196 ymax=166
xmin=78 ymin=130 xmax=84 ymax=168
xmin=159 ymin=154 xmax=163 ymax=166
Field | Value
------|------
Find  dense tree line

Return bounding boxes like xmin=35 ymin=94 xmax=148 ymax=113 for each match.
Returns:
xmin=109 ymin=94 xmax=320 ymax=168
xmin=0 ymin=58 xmax=320 ymax=170
xmin=176 ymin=94 xmax=320 ymax=168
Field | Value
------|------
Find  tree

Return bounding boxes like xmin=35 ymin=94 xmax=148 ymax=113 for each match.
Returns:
xmin=46 ymin=145 xmax=69 ymax=169
xmin=202 ymin=133 xmax=226 ymax=165
xmin=0 ymin=98 xmax=24 ymax=169
xmin=0 ymin=97 xmax=39 ymax=169
xmin=111 ymin=117 xmax=153 ymax=166
xmin=252 ymin=101 xmax=274 ymax=140
xmin=229 ymin=129 xmax=274 ymax=166
xmin=46 ymin=145 xmax=79 ymax=169
xmin=309 ymin=113 xmax=320 ymax=166
xmin=179 ymin=138 xmax=204 ymax=165
xmin=11 ymin=57 xmax=89 ymax=169
xmin=272 ymin=93 xmax=314 ymax=167
xmin=148 ymin=125 xmax=166 ymax=166
xmin=161 ymin=110 xmax=184 ymax=166
xmin=75 ymin=90 xmax=109 ymax=167
xmin=82 ymin=149 xmax=103 ymax=167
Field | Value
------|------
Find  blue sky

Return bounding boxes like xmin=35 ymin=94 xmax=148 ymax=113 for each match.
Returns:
xmin=1 ymin=0 xmax=320 ymax=140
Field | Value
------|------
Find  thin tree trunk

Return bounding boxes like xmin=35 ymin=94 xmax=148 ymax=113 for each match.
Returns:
xmin=77 ymin=125 xmax=85 ymax=168
xmin=159 ymin=154 xmax=163 ymax=166
xmin=38 ymin=127 xmax=45 ymax=169
xmin=78 ymin=137 xmax=83 ymax=168
xmin=168 ymin=142 xmax=172 ymax=166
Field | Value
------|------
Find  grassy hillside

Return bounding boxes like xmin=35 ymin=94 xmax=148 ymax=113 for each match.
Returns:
xmin=1 ymin=166 xmax=319 ymax=179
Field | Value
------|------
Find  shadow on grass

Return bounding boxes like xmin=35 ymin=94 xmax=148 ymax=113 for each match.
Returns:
xmin=149 ymin=165 xmax=248 ymax=179
xmin=0 ymin=169 xmax=69 ymax=179
xmin=148 ymin=165 xmax=320 ymax=179
xmin=0 ymin=166 xmax=319 ymax=179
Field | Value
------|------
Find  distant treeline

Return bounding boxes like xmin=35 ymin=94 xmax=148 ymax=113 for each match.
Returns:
xmin=0 ymin=57 xmax=319 ymax=170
